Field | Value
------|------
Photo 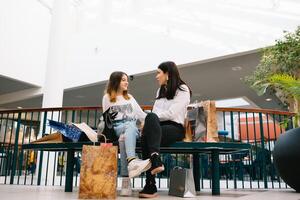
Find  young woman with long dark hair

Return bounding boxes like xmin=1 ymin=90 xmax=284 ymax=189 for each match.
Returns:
xmin=139 ymin=61 xmax=192 ymax=198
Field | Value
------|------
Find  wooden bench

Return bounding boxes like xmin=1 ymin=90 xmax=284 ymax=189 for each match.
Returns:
xmin=22 ymin=141 xmax=250 ymax=195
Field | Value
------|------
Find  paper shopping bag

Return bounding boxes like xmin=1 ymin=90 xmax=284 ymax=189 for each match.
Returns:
xmin=168 ymin=167 xmax=196 ymax=197
xmin=31 ymin=132 xmax=64 ymax=143
xmin=204 ymin=100 xmax=218 ymax=142
xmin=78 ymin=144 xmax=118 ymax=199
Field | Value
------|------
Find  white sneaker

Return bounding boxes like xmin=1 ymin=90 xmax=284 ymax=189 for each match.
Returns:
xmin=128 ymin=158 xmax=151 ymax=178
xmin=120 ymin=177 xmax=132 ymax=196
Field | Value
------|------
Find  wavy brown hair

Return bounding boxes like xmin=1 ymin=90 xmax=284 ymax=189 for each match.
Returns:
xmin=105 ymin=71 xmax=130 ymax=102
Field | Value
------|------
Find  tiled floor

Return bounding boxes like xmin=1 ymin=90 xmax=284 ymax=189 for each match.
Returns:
xmin=0 ymin=184 xmax=299 ymax=200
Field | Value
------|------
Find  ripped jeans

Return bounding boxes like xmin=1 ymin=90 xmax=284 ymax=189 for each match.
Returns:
xmin=113 ymin=120 xmax=140 ymax=177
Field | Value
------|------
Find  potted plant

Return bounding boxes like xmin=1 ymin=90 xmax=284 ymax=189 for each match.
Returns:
xmin=245 ymin=26 xmax=300 ymax=192
xmin=253 ymin=74 xmax=300 ymax=126
xmin=245 ymin=26 xmax=300 ymax=115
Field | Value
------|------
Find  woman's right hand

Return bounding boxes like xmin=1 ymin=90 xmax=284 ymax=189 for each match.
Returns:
xmin=139 ymin=121 xmax=144 ymax=129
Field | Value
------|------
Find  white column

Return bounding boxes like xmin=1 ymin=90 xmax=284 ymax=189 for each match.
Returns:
xmin=42 ymin=0 xmax=73 ymax=108
xmin=37 ymin=0 xmax=74 ymax=185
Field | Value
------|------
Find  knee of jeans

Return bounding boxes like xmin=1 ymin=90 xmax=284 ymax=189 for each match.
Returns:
xmin=145 ymin=112 xmax=159 ymax=122
xmin=119 ymin=134 xmax=126 ymax=142
xmin=122 ymin=128 xmax=138 ymax=139
xmin=126 ymin=122 xmax=139 ymax=132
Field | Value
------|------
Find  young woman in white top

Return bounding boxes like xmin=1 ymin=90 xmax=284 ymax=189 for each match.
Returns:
xmin=138 ymin=61 xmax=192 ymax=198
xmin=102 ymin=71 xmax=151 ymax=196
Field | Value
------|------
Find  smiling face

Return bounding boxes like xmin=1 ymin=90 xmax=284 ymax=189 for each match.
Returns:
xmin=156 ymin=69 xmax=168 ymax=86
xmin=118 ymin=74 xmax=129 ymax=93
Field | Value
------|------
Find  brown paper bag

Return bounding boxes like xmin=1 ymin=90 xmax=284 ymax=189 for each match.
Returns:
xmin=78 ymin=144 xmax=118 ymax=199
xmin=183 ymin=119 xmax=193 ymax=142
xmin=203 ymin=101 xmax=219 ymax=142
xmin=31 ymin=132 xmax=64 ymax=143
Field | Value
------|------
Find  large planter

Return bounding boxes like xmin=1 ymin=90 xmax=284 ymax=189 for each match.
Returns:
xmin=273 ymin=127 xmax=300 ymax=192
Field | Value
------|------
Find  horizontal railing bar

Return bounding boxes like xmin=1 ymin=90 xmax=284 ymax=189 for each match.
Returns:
xmin=0 ymin=106 xmax=294 ymax=116
xmin=216 ymin=107 xmax=294 ymax=116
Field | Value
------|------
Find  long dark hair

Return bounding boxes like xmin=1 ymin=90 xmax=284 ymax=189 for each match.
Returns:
xmin=105 ymin=71 xmax=130 ymax=102
xmin=157 ymin=61 xmax=192 ymax=100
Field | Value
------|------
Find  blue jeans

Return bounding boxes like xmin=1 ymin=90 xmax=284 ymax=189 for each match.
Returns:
xmin=114 ymin=120 xmax=140 ymax=177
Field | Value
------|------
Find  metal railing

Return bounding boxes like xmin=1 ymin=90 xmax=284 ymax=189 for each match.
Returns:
xmin=214 ymin=107 xmax=294 ymax=189
xmin=0 ymin=106 xmax=295 ymax=189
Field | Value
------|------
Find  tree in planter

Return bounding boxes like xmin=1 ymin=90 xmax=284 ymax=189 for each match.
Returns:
xmin=245 ymin=26 xmax=300 ymax=113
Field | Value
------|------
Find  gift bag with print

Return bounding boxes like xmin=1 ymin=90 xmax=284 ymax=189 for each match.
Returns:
xmin=78 ymin=135 xmax=118 ymax=199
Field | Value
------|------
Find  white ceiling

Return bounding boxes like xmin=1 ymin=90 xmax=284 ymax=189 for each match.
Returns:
xmin=0 ymin=75 xmax=38 ymax=95
xmin=0 ymin=0 xmax=299 ymax=110
xmin=62 ymin=50 xmax=284 ymax=109
xmin=62 ymin=0 xmax=300 ymax=88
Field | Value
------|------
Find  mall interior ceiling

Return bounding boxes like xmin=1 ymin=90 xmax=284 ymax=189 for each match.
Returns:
xmin=0 ymin=51 xmax=285 ymax=111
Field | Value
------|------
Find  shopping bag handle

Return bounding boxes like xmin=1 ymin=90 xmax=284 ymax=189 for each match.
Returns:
xmin=173 ymin=166 xmax=183 ymax=170
xmin=94 ymin=132 xmax=107 ymax=146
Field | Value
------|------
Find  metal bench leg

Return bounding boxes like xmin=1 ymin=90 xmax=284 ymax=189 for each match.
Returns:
xmin=65 ymin=149 xmax=75 ymax=192
xmin=211 ymin=150 xmax=220 ymax=195
xmin=193 ymin=153 xmax=200 ymax=191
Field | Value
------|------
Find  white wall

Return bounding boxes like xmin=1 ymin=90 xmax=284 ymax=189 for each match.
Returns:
xmin=0 ymin=0 xmax=51 ymax=86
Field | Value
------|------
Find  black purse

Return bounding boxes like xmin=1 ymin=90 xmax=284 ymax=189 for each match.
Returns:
xmin=98 ymin=107 xmax=118 ymax=142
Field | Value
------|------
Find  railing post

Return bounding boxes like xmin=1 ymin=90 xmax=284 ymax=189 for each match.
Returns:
xmin=37 ymin=111 xmax=48 ymax=185
xmin=65 ymin=149 xmax=75 ymax=192
xmin=230 ymin=111 xmax=237 ymax=189
xmin=10 ymin=112 xmax=22 ymax=184
xmin=258 ymin=112 xmax=268 ymax=188
xmin=71 ymin=110 xmax=76 ymax=123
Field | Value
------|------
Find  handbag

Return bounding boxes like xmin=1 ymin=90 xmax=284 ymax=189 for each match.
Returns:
xmin=168 ymin=166 xmax=196 ymax=198
xmin=78 ymin=134 xmax=118 ymax=199
xmin=98 ymin=107 xmax=118 ymax=142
